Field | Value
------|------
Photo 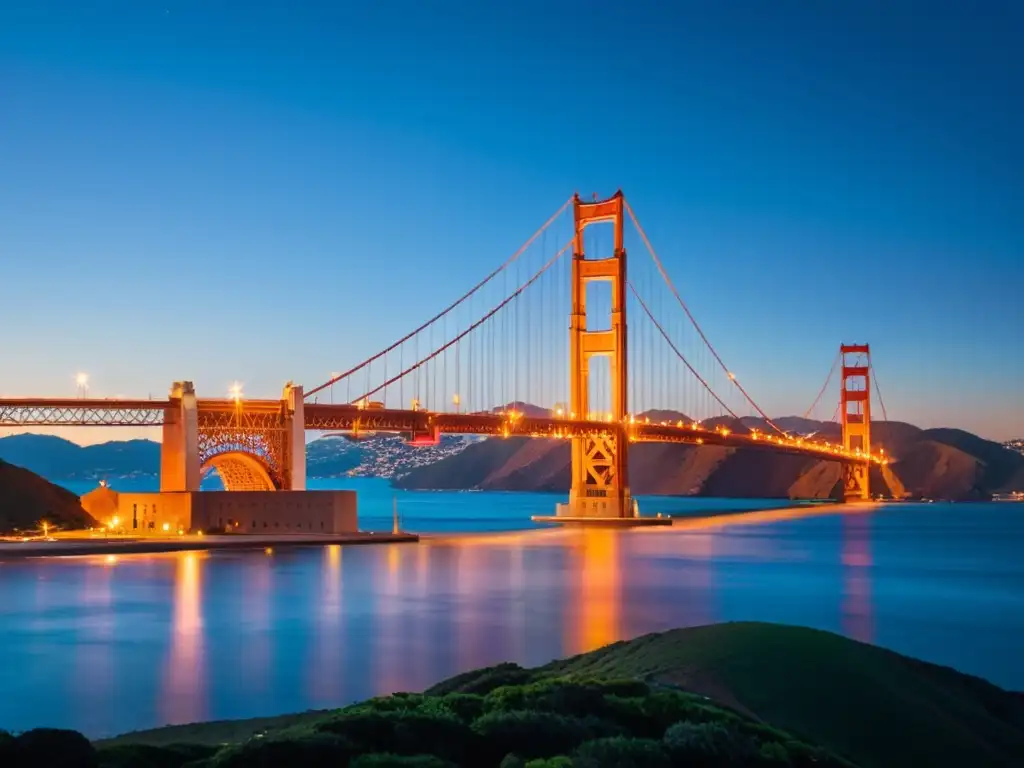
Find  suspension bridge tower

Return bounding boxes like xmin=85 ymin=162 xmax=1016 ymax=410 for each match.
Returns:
xmin=840 ymin=343 xmax=872 ymax=501
xmin=557 ymin=191 xmax=634 ymax=519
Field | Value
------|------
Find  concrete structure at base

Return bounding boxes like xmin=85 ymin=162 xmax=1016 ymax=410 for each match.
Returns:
xmin=81 ymin=485 xmax=357 ymax=534
xmin=160 ymin=380 xmax=307 ymax=492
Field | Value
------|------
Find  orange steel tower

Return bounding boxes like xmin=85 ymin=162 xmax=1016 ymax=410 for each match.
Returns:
xmin=561 ymin=191 xmax=633 ymax=518
xmin=840 ymin=343 xmax=872 ymax=501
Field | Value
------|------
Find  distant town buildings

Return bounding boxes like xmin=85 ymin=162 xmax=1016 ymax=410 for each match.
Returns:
xmin=1005 ymin=439 xmax=1024 ymax=456
xmin=305 ymin=434 xmax=480 ymax=479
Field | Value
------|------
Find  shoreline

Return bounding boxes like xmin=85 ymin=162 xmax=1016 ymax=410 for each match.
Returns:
xmin=0 ymin=531 xmax=418 ymax=559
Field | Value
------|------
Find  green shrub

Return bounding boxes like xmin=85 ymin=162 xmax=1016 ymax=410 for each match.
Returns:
xmin=426 ymin=663 xmax=534 ymax=695
xmin=663 ymin=721 xmax=758 ymax=764
xmin=498 ymin=755 xmax=527 ymax=768
xmin=573 ymin=736 xmax=670 ymax=767
xmin=471 ymin=710 xmax=617 ymax=761
xmin=440 ymin=693 xmax=485 ymax=722
xmin=97 ymin=742 xmax=218 ymax=768
xmin=314 ymin=709 xmax=479 ymax=763
xmin=758 ymin=741 xmax=792 ymax=764
xmin=207 ymin=733 xmax=355 ymax=767
xmin=524 ymin=758 xmax=574 ymax=768
xmin=14 ymin=728 xmax=97 ymax=768
xmin=349 ymin=754 xmax=454 ymax=767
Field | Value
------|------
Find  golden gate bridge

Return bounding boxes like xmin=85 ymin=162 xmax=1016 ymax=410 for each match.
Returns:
xmin=0 ymin=192 xmax=889 ymax=519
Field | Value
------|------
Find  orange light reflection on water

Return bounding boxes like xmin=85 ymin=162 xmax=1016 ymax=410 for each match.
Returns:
xmin=160 ymin=551 xmax=207 ymax=726
xmin=566 ymin=528 xmax=622 ymax=655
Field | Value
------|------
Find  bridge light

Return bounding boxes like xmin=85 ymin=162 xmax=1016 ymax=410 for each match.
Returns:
xmin=229 ymin=382 xmax=244 ymax=402
xmin=555 ymin=407 xmax=564 ymax=417
xmin=162 ymin=522 xmax=170 ymax=532
xmin=727 ymin=371 xmax=736 ymax=380
xmin=75 ymin=372 xmax=89 ymax=388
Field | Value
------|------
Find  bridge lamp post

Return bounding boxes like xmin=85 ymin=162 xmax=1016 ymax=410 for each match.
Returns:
xmin=75 ymin=372 xmax=89 ymax=398
xmin=452 ymin=393 xmax=460 ymax=414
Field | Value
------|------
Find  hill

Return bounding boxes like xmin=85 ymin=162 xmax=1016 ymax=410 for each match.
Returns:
xmin=89 ymin=623 xmax=1024 ymax=768
xmin=0 ymin=459 xmax=97 ymax=533
xmin=0 ymin=434 xmax=160 ymax=481
xmin=395 ymin=414 xmax=1024 ymax=500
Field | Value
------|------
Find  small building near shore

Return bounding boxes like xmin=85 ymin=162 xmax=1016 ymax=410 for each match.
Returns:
xmin=80 ymin=486 xmax=358 ymax=535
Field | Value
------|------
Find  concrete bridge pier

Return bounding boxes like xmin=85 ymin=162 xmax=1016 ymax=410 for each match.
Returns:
xmin=160 ymin=381 xmax=200 ymax=492
xmin=283 ymin=382 xmax=306 ymax=491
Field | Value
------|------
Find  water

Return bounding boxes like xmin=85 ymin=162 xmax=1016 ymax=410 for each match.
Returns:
xmin=1 ymin=484 xmax=1022 ymax=738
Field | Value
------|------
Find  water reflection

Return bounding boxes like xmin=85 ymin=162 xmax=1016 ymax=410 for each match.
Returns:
xmin=568 ymin=529 xmax=621 ymax=654
xmin=160 ymin=552 xmax=207 ymax=725
xmin=72 ymin=560 xmax=115 ymax=734
xmin=841 ymin=513 xmax=875 ymax=643
xmin=1 ymin=502 xmax=1021 ymax=738
xmin=308 ymin=545 xmax=343 ymax=705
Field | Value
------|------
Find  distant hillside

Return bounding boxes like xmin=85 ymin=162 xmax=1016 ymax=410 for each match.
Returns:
xmin=0 ymin=459 xmax=97 ymax=533
xmin=0 ymin=434 xmax=159 ymax=481
xmin=0 ymin=432 xmax=476 ymax=484
xmin=396 ymin=413 xmax=1024 ymax=500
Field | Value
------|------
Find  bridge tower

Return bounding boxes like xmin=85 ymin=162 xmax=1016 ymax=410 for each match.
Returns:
xmin=558 ymin=191 xmax=633 ymax=519
xmin=840 ymin=343 xmax=872 ymax=501
xmin=161 ymin=381 xmax=200 ymax=492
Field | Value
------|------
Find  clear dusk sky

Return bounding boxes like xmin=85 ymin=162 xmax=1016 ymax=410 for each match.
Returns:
xmin=1 ymin=1 xmax=1021 ymax=443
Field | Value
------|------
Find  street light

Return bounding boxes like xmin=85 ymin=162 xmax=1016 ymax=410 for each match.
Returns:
xmin=75 ymin=372 xmax=89 ymax=398
xmin=229 ymin=382 xmax=243 ymax=403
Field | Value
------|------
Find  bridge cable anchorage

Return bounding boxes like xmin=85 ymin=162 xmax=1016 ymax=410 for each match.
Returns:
xmin=305 ymin=195 xmax=574 ymax=400
xmin=623 ymin=198 xmax=786 ymax=436
xmin=627 ymin=282 xmax=739 ymax=419
xmin=353 ymin=241 xmax=572 ymax=403
xmin=803 ymin=349 xmax=841 ymax=419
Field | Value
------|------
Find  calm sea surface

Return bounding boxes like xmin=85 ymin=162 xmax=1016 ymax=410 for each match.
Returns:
xmin=1 ymin=478 xmax=1021 ymax=738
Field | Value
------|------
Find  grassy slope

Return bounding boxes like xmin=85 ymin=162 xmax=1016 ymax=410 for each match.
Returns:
xmin=542 ymin=622 xmax=1024 ymax=768
xmin=100 ymin=622 xmax=1024 ymax=768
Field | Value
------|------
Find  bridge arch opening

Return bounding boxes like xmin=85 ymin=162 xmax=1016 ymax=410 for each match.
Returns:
xmin=201 ymin=451 xmax=278 ymax=491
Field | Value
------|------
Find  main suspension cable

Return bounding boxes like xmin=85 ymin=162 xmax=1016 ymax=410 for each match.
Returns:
xmin=355 ymin=241 xmax=572 ymax=403
xmin=306 ymin=195 xmax=573 ymax=399
xmin=803 ymin=350 xmax=841 ymax=419
xmin=628 ymin=282 xmax=738 ymax=420
xmin=624 ymin=198 xmax=784 ymax=435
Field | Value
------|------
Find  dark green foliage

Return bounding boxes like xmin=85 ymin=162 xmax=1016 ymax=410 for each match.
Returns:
xmin=350 ymin=754 xmax=455 ymax=767
xmin=663 ymin=721 xmax=759 ymax=765
xmin=471 ymin=709 xmax=618 ymax=761
xmin=206 ymin=734 xmax=355 ymax=767
xmin=573 ymin=736 xmax=670 ymax=767
xmin=14 ymin=728 xmax=98 ymax=768
xmin=314 ymin=709 xmax=479 ymax=764
xmin=523 ymin=759 xmax=573 ymax=768
xmin=439 ymin=693 xmax=486 ymax=722
xmin=97 ymin=742 xmax=219 ymax=768
xmin=425 ymin=662 xmax=535 ymax=696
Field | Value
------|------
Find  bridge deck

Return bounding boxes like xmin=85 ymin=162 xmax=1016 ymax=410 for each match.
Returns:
xmin=0 ymin=398 xmax=882 ymax=464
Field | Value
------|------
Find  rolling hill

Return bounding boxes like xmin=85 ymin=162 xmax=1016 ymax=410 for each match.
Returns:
xmin=395 ymin=414 xmax=1024 ymax=500
xmin=0 ymin=458 xmax=97 ymax=533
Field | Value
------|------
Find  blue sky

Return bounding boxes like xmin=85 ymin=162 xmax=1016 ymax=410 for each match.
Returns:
xmin=1 ymin=1 xmax=1021 ymax=442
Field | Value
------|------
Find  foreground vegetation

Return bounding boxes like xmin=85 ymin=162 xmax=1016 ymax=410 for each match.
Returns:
xmin=3 ymin=622 xmax=1023 ymax=767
